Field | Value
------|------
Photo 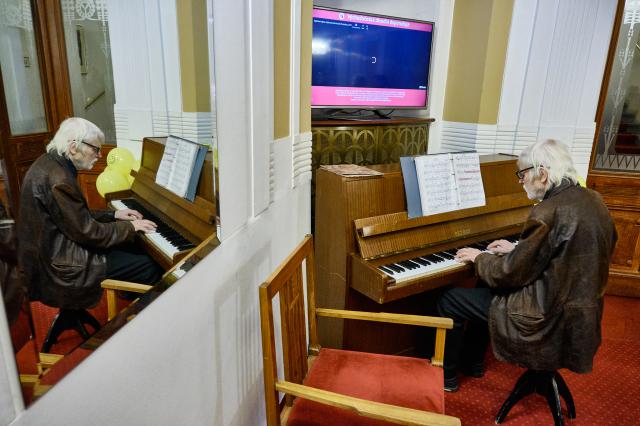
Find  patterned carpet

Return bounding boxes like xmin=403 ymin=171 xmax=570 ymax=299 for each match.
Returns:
xmin=445 ymin=295 xmax=640 ymax=425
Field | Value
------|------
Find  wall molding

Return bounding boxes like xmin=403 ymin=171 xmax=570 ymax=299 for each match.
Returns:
xmin=114 ymin=107 xmax=215 ymax=155
xmin=293 ymin=131 xmax=312 ymax=187
xmin=441 ymin=120 xmax=596 ymax=177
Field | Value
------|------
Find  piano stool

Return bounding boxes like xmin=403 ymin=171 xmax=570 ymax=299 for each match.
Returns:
xmin=495 ymin=369 xmax=576 ymax=426
xmin=41 ymin=308 xmax=100 ymax=353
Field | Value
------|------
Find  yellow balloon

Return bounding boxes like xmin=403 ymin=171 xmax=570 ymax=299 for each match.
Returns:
xmin=577 ymin=175 xmax=586 ymax=187
xmin=107 ymin=148 xmax=134 ymax=177
xmin=96 ymin=170 xmax=130 ymax=198
xmin=132 ymin=159 xmax=141 ymax=172
xmin=127 ymin=175 xmax=135 ymax=185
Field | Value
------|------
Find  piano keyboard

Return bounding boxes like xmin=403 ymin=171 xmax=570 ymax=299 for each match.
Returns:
xmin=111 ymin=199 xmax=197 ymax=259
xmin=378 ymin=235 xmax=519 ymax=284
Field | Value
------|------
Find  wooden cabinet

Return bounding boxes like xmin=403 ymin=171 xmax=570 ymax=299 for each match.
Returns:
xmin=587 ymin=173 xmax=640 ymax=297
xmin=77 ymin=145 xmax=114 ymax=210
xmin=311 ymin=117 xmax=433 ymax=168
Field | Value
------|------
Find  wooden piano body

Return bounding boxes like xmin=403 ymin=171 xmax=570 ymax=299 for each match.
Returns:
xmin=314 ymin=154 xmax=534 ymax=354
xmin=105 ymin=137 xmax=217 ymax=271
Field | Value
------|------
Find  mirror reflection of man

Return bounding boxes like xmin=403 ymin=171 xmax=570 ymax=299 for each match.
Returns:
xmin=18 ymin=117 xmax=162 ymax=310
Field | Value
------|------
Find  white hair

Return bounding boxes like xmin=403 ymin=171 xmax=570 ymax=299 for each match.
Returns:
xmin=518 ymin=139 xmax=579 ymax=187
xmin=46 ymin=117 xmax=104 ymax=157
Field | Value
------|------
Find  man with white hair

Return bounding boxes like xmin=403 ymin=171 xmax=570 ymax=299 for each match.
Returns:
xmin=18 ymin=117 xmax=162 ymax=310
xmin=437 ymin=139 xmax=617 ymax=392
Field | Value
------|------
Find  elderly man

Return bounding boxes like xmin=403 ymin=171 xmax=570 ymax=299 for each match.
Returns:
xmin=437 ymin=139 xmax=617 ymax=392
xmin=18 ymin=117 xmax=162 ymax=310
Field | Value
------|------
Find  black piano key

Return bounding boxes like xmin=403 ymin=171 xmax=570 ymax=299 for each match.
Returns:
xmin=437 ymin=251 xmax=455 ymax=260
xmin=413 ymin=257 xmax=429 ymax=266
xmin=400 ymin=260 xmax=420 ymax=269
xmin=386 ymin=264 xmax=404 ymax=273
xmin=425 ymin=254 xmax=444 ymax=263
xmin=406 ymin=260 xmax=421 ymax=268
xmin=379 ymin=265 xmax=394 ymax=275
xmin=417 ymin=256 xmax=432 ymax=265
xmin=121 ymin=198 xmax=195 ymax=250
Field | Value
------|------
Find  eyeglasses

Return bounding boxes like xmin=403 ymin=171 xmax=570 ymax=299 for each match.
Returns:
xmin=80 ymin=140 xmax=101 ymax=155
xmin=515 ymin=166 xmax=534 ymax=180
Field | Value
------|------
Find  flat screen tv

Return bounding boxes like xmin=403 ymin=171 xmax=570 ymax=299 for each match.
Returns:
xmin=311 ymin=7 xmax=434 ymax=111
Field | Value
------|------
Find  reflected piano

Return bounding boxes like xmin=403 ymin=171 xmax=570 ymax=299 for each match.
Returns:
xmin=314 ymin=154 xmax=534 ymax=353
xmin=105 ymin=137 xmax=218 ymax=271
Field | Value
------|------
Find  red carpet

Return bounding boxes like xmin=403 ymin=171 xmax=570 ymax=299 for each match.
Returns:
xmin=445 ymin=295 xmax=640 ymax=425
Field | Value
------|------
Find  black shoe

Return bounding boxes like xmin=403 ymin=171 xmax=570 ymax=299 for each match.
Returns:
xmin=444 ymin=374 xmax=459 ymax=392
xmin=463 ymin=362 xmax=485 ymax=378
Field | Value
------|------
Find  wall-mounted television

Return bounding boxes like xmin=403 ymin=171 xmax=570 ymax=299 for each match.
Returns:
xmin=311 ymin=6 xmax=434 ymax=111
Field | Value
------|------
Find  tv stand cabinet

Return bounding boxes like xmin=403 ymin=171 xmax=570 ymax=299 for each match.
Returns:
xmin=311 ymin=117 xmax=434 ymax=168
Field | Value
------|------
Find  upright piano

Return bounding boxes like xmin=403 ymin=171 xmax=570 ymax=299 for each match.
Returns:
xmin=314 ymin=154 xmax=535 ymax=354
xmin=106 ymin=137 xmax=218 ymax=271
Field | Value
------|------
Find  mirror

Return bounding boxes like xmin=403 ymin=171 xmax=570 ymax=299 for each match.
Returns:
xmin=592 ymin=0 xmax=640 ymax=171
xmin=0 ymin=0 xmax=220 ymax=406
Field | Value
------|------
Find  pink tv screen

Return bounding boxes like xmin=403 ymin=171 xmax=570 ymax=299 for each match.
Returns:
xmin=312 ymin=7 xmax=434 ymax=109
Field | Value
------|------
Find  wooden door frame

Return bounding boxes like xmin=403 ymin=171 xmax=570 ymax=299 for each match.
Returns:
xmin=0 ymin=0 xmax=73 ymax=214
xmin=586 ymin=0 xmax=628 ymax=178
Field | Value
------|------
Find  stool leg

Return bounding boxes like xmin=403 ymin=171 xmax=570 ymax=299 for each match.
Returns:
xmin=554 ymin=372 xmax=576 ymax=419
xmin=71 ymin=319 xmax=90 ymax=340
xmin=41 ymin=309 xmax=100 ymax=352
xmin=544 ymin=376 xmax=564 ymax=426
xmin=495 ymin=369 xmax=536 ymax=424
xmin=75 ymin=309 xmax=100 ymax=332
xmin=42 ymin=311 xmax=67 ymax=353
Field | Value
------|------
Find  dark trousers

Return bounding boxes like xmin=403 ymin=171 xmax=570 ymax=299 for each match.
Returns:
xmin=106 ymin=243 xmax=163 ymax=285
xmin=437 ymin=286 xmax=493 ymax=377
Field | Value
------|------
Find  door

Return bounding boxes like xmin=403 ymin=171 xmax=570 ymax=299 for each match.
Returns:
xmin=0 ymin=0 xmax=73 ymax=214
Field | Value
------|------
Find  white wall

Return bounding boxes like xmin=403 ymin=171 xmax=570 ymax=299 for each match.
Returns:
xmin=441 ymin=0 xmax=617 ymax=177
xmin=108 ymin=0 xmax=216 ymax=159
xmin=1 ymin=0 xmax=310 ymax=425
xmin=0 ymin=298 xmax=21 ymax=426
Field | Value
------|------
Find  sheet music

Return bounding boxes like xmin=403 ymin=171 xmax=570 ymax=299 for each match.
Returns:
xmin=166 ymin=142 xmax=198 ymax=197
xmin=452 ymin=152 xmax=485 ymax=209
xmin=412 ymin=152 xmax=486 ymax=216
xmin=155 ymin=138 xmax=177 ymax=188
xmin=155 ymin=135 xmax=206 ymax=199
xmin=414 ymin=154 xmax=458 ymax=215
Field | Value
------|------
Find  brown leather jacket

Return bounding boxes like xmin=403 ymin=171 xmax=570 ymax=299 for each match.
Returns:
xmin=18 ymin=152 xmax=136 ymax=309
xmin=475 ymin=180 xmax=617 ymax=373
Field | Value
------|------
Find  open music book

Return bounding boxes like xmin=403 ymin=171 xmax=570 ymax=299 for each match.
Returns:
xmin=155 ymin=135 xmax=208 ymax=202
xmin=401 ymin=152 xmax=486 ymax=218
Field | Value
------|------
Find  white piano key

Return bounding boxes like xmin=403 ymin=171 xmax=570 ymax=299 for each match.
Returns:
xmin=378 ymin=238 xmax=519 ymax=284
xmin=110 ymin=200 xmax=127 ymax=210
xmin=389 ymin=256 xmax=463 ymax=283
xmin=112 ymin=198 xmax=182 ymax=260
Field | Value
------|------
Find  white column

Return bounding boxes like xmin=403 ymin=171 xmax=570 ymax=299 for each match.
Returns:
xmin=109 ymin=0 xmax=214 ymax=158
xmin=440 ymin=0 xmax=617 ymax=177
